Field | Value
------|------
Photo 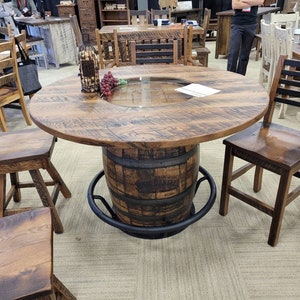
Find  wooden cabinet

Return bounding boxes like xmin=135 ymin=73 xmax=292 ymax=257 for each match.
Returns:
xmin=77 ymin=0 xmax=100 ymax=43
xmin=98 ymin=0 xmax=129 ymax=27
xmin=56 ymin=4 xmax=77 ymax=18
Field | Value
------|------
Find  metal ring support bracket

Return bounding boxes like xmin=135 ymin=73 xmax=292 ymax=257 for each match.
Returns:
xmin=88 ymin=166 xmax=216 ymax=239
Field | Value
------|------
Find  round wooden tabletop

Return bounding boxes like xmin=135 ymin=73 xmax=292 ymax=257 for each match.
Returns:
xmin=29 ymin=65 xmax=269 ymax=149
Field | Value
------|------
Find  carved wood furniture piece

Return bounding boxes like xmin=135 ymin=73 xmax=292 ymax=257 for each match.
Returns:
xmin=0 ymin=208 xmax=77 ymax=300
xmin=0 ymin=38 xmax=32 ymax=131
xmin=0 ymin=128 xmax=72 ymax=233
xmin=219 ymin=56 xmax=300 ymax=246
xmin=29 ymin=64 xmax=269 ymax=238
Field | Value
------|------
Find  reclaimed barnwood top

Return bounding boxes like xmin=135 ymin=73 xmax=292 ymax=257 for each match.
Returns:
xmin=29 ymin=64 xmax=269 ymax=149
xmin=14 ymin=16 xmax=71 ymax=26
xmin=0 ymin=208 xmax=52 ymax=299
xmin=99 ymin=23 xmax=204 ymax=39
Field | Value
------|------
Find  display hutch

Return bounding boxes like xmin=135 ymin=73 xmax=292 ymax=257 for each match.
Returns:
xmin=98 ymin=0 xmax=129 ymax=27
xmin=56 ymin=3 xmax=77 ymax=18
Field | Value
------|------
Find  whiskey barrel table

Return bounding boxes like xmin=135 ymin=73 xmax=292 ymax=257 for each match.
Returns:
xmin=29 ymin=64 xmax=269 ymax=238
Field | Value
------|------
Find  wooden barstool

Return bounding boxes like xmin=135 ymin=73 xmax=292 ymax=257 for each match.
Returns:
xmin=0 ymin=207 xmax=77 ymax=300
xmin=0 ymin=128 xmax=71 ymax=233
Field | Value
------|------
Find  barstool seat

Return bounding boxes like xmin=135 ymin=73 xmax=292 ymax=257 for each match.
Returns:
xmin=0 ymin=128 xmax=72 ymax=233
xmin=0 ymin=207 xmax=77 ymax=299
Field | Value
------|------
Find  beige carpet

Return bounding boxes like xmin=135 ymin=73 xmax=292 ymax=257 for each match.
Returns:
xmin=3 ymin=42 xmax=300 ymax=299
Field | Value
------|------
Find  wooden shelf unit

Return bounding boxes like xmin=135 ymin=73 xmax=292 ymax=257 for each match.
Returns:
xmin=77 ymin=0 xmax=100 ymax=43
xmin=98 ymin=0 xmax=129 ymax=27
xmin=56 ymin=4 xmax=77 ymax=18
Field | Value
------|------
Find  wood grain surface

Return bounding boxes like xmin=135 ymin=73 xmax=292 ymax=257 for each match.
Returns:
xmin=0 ymin=208 xmax=52 ymax=299
xmin=14 ymin=16 xmax=71 ymax=26
xmin=29 ymin=64 xmax=269 ymax=149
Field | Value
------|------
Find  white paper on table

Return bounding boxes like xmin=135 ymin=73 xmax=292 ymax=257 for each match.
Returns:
xmin=175 ymin=83 xmax=220 ymax=97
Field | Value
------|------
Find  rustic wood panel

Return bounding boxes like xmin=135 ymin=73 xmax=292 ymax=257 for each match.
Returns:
xmin=0 ymin=208 xmax=52 ymax=299
xmin=29 ymin=64 xmax=269 ymax=149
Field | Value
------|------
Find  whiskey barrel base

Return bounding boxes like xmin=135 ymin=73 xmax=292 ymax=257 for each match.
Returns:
xmin=88 ymin=166 xmax=216 ymax=239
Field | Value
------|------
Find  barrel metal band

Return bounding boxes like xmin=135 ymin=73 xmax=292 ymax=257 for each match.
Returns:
xmin=103 ymin=145 xmax=199 ymax=169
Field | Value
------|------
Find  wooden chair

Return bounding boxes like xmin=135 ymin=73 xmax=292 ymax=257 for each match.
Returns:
xmin=270 ymin=11 xmax=299 ymax=30
xmin=0 ymin=128 xmax=72 ymax=233
xmin=4 ymin=15 xmax=48 ymax=68
xmin=259 ymin=19 xmax=275 ymax=93
xmin=113 ymin=27 xmax=186 ymax=66
xmin=0 ymin=38 xmax=32 ymax=131
xmin=0 ymin=207 xmax=77 ymax=300
xmin=254 ymin=13 xmax=271 ymax=61
xmin=70 ymin=14 xmax=83 ymax=48
xmin=255 ymin=12 xmax=298 ymax=61
xmin=193 ymin=8 xmax=211 ymax=67
xmin=128 ymin=10 xmax=149 ymax=25
xmin=206 ymin=18 xmax=218 ymax=41
xmin=219 ymin=55 xmax=300 ymax=247
xmin=273 ymin=25 xmax=293 ymax=118
xmin=184 ymin=25 xmax=202 ymax=66
xmin=0 ymin=24 xmax=30 ymax=54
xmin=150 ymin=9 xmax=170 ymax=23
xmin=130 ymin=39 xmax=179 ymax=64
xmin=95 ymin=28 xmax=117 ymax=69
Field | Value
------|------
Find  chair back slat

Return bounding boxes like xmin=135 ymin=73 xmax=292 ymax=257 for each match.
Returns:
xmin=95 ymin=28 xmax=116 ymax=69
xmin=198 ymin=8 xmax=211 ymax=47
xmin=270 ymin=11 xmax=299 ymax=30
xmin=128 ymin=10 xmax=149 ymax=25
xmin=131 ymin=39 xmax=179 ymax=64
xmin=150 ymin=9 xmax=170 ymax=23
xmin=70 ymin=15 xmax=83 ymax=47
xmin=264 ymin=55 xmax=300 ymax=123
xmin=113 ymin=28 xmax=184 ymax=66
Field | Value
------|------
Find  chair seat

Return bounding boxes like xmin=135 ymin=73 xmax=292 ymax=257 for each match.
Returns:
xmin=26 ymin=35 xmax=44 ymax=42
xmin=0 ymin=208 xmax=52 ymax=299
xmin=0 ymin=128 xmax=54 ymax=170
xmin=0 ymin=207 xmax=77 ymax=300
xmin=0 ymin=85 xmax=18 ymax=98
xmin=224 ymin=122 xmax=300 ymax=170
xmin=0 ymin=128 xmax=71 ymax=234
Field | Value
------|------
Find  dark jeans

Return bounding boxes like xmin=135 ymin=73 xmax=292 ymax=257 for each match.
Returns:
xmin=227 ymin=23 xmax=257 ymax=75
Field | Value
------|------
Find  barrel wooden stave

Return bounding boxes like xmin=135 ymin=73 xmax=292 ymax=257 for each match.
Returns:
xmin=103 ymin=145 xmax=199 ymax=227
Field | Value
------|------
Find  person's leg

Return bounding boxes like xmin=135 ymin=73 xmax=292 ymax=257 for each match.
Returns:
xmin=227 ymin=25 xmax=243 ymax=73
xmin=236 ymin=23 xmax=257 ymax=75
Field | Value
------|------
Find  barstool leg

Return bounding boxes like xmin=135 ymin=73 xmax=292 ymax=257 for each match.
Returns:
xmin=52 ymin=274 xmax=77 ymax=300
xmin=29 ymin=169 xmax=64 ymax=233
xmin=9 ymin=172 xmax=21 ymax=202
xmin=47 ymin=161 xmax=72 ymax=198
xmin=0 ymin=174 xmax=5 ymax=217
